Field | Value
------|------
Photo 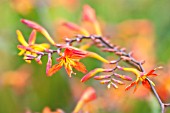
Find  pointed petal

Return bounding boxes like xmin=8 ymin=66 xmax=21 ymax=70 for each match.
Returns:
xmin=16 ymin=30 xmax=28 ymax=46
xmin=125 ymin=82 xmax=136 ymax=91
xmin=133 ymin=81 xmax=139 ymax=93
xmin=142 ymin=79 xmax=151 ymax=89
xmin=28 ymin=30 xmax=36 ymax=45
xmin=18 ymin=50 xmax=26 ymax=56
xmin=47 ymin=63 xmax=62 ymax=76
xmin=146 ymin=69 xmax=155 ymax=76
xmin=64 ymin=62 xmax=73 ymax=77
xmin=146 ymin=66 xmax=163 ymax=76
xmin=73 ymin=61 xmax=87 ymax=73
xmin=81 ymin=68 xmax=105 ymax=82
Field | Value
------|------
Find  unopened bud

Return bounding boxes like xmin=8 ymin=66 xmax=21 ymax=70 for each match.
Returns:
xmin=94 ymin=75 xmax=111 ymax=80
xmin=112 ymin=78 xmax=124 ymax=85
xmin=100 ymin=80 xmax=110 ymax=84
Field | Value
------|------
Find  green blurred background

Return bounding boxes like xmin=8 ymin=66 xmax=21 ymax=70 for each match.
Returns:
xmin=0 ymin=0 xmax=170 ymax=113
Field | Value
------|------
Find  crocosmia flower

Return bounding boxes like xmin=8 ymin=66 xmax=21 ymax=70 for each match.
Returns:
xmin=47 ymin=48 xmax=87 ymax=77
xmin=117 ymin=66 xmax=162 ymax=92
xmin=16 ymin=30 xmax=50 ymax=63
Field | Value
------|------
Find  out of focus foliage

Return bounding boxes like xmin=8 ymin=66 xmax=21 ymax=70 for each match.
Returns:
xmin=0 ymin=0 xmax=170 ymax=113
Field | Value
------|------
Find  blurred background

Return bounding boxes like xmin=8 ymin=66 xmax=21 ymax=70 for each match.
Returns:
xmin=0 ymin=0 xmax=170 ymax=113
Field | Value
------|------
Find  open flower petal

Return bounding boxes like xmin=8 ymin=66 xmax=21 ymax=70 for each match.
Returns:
xmin=16 ymin=30 xmax=28 ymax=46
xmin=64 ymin=62 xmax=73 ymax=77
xmin=142 ymin=79 xmax=151 ymax=89
xmin=125 ymin=81 xmax=137 ymax=91
xmin=47 ymin=63 xmax=63 ymax=76
xmin=73 ymin=61 xmax=87 ymax=73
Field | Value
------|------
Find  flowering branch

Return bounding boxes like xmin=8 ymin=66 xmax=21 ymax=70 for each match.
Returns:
xmin=16 ymin=4 xmax=170 ymax=113
xmin=66 ymin=35 xmax=170 ymax=113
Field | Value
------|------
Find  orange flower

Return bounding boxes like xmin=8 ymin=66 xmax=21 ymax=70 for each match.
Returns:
xmin=117 ymin=66 xmax=162 ymax=92
xmin=62 ymin=5 xmax=102 ymax=36
xmin=82 ymin=4 xmax=102 ymax=36
xmin=47 ymin=48 xmax=87 ymax=77
xmin=16 ymin=30 xmax=50 ymax=63
xmin=73 ymin=87 xmax=96 ymax=113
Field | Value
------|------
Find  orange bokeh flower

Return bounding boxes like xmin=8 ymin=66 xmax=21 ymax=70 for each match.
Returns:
xmin=56 ymin=4 xmax=103 ymax=45
xmin=73 ymin=87 xmax=96 ymax=113
xmin=47 ymin=48 xmax=87 ymax=77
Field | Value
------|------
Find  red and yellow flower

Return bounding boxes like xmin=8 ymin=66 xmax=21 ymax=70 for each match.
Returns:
xmin=46 ymin=44 xmax=110 ymax=77
xmin=47 ymin=48 xmax=88 ymax=77
xmin=117 ymin=66 xmax=162 ymax=92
